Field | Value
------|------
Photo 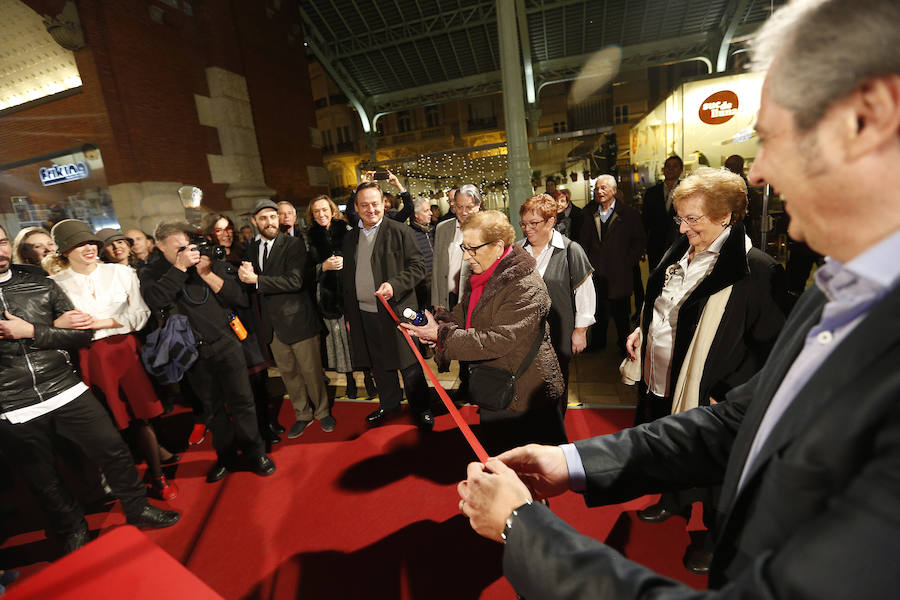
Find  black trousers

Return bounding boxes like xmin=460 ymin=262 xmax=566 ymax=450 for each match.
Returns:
xmin=0 ymin=391 xmax=146 ymax=536
xmin=359 ymin=310 xmax=430 ymax=414
xmin=591 ymin=275 xmax=631 ymax=351
xmin=186 ymin=335 xmax=264 ymax=461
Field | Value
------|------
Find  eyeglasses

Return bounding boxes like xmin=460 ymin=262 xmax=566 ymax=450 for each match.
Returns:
xmin=459 ymin=241 xmax=493 ymax=255
xmin=673 ymin=215 xmax=706 ymax=226
xmin=518 ymin=219 xmax=547 ymax=230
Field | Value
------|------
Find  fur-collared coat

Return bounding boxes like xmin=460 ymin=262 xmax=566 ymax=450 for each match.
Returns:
xmin=435 ymin=244 xmax=565 ymax=414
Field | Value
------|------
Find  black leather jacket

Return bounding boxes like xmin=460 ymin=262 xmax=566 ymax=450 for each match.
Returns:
xmin=0 ymin=266 xmax=92 ymax=413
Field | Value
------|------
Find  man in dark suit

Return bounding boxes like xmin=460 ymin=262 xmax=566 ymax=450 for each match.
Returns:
xmin=642 ymin=155 xmax=683 ymax=270
xmin=456 ymin=0 xmax=900 ymax=597
xmin=238 ymin=200 xmax=332 ymax=438
xmin=578 ymin=175 xmax=645 ymax=353
xmin=342 ymin=182 xmax=433 ymax=429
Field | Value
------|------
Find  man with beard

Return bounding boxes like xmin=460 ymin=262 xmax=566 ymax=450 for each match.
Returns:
xmin=239 ymin=200 xmax=332 ymax=437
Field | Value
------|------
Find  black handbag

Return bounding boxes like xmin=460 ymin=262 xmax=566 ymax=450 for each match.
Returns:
xmin=467 ymin=328 xmax=544 ymax=411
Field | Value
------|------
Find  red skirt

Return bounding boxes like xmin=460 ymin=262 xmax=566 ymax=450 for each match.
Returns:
xmin=78 ymin=334 xmax=163 ymax=430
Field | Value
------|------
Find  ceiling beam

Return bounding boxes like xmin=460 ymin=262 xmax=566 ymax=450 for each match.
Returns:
xmin=300 ymin=6 xmax=373 ymax=132
xmin=322 ymin=1 xmax=497 ymax=59
xmin=715 ymin=0 xmax=753 ymax=72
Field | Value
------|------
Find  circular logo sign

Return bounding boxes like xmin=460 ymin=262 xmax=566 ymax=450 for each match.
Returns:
xmin=699 ymin=90 xmax=739 ymax=125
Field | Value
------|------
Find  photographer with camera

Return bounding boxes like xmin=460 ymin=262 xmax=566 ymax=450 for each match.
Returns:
xmin=139 ymin=221 xmax=275 ymax=483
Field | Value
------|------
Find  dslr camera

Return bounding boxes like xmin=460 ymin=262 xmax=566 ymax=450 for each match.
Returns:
xmin=189 ymin=233 xmax=227 ymax=261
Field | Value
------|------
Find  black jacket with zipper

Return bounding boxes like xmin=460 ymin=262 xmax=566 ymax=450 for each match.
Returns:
xmin=0 ymin=265 xmax=93 ymax=413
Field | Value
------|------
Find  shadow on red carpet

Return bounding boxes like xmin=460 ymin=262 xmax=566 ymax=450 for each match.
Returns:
xmin=1 ymin=401 xmax=707 ymax=599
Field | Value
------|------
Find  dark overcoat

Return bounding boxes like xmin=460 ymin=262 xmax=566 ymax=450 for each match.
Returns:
xmin=578 ymin=200 xmax=646 ymax=299
xmin=341 ymin=217 xmax=426 ymax=370
xmin=640 ymin=221 xmax=788 ymax=407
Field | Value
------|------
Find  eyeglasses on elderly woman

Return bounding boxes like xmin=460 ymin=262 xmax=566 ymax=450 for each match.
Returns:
xmin=459 ymin=241 xmax=493 ymax=255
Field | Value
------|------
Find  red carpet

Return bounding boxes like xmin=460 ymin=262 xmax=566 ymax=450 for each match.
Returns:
xmin=1 ymin=401 xmax=707 ymax=598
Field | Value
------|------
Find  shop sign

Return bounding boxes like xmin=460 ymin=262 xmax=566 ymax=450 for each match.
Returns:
xmin=698 ymin=90 xmax=739 ymax=125
xmin=40 ymin=162 xmax=90 ymax=186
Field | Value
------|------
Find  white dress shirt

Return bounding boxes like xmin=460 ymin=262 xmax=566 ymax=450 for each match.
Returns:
xmin=50 ymin=263 xmax=150 ymax=341
xmin=598 ymin=199 xmax=616 ymax=223
xmin=258 ymin=238 xmax=272 ymax=271
xmin=447 ymin=220 xmax=464 ymax=295
xmin=644 ymin=227 xmax=732 ymax=397
xmin=522 ymin=230 xmax=597 ymax=328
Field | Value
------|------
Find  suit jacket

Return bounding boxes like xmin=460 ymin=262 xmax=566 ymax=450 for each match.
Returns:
xmin=502 ymin=279 xmax=900 ymax=598
xmin=640 ymin=222 xmax=788 ymax=405
xmin=642 ymin=181 xmax=680 ymax=269
xmin=578 ymin=200 xmax=645 ymax=299
xmin=341 ymin=217 xmax=426 ymax=370
xmin=244 ymin=232 xmax=319 ymax=345
xmin=431 ymin=218 xmax=471 ymax=309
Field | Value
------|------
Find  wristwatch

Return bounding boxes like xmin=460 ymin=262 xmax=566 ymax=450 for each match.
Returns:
xmin=501 ymin=499 xmax=533 ymax=544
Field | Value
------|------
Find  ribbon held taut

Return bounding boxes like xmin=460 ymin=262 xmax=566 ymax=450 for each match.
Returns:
xmin=375 ymin=293 xmax=489 ymax=463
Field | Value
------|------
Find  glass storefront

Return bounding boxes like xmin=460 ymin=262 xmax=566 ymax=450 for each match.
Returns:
xmin=0 ymin=145 xmax=120 ymax=239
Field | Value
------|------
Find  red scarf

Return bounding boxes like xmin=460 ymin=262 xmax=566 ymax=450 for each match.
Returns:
xmin=465 ymin=246 xmax=512 ymax=329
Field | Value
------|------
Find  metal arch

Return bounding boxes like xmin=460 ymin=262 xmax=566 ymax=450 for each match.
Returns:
xmin=299 ymin=5 xmax=373 ymax=132
xmin=715 ymin=0 xmax=753 ymax=72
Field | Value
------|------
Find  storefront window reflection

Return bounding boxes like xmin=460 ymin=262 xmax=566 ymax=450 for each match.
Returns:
xmin=0 ymin=145 xmax=120 ymax=238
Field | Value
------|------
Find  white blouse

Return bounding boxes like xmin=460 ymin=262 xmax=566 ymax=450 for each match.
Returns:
xmin=50 ymin=263 xmax=151 ymax=341
xmin=520 ymin=230 xmax=597 ymax=329
xmin=644 ymin=227 xmax=732 ymax=397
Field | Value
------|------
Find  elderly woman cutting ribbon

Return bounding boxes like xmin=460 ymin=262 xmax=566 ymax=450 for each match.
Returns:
xmin=402 ymin=210 xmax=566 ymax=455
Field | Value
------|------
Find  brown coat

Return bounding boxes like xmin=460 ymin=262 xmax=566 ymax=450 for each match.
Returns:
xmin=435 ymin=245 xmax=564 ymax=414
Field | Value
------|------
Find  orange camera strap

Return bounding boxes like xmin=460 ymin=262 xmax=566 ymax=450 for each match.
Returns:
xmin=376 ymin=293 xmax=488 ymax=463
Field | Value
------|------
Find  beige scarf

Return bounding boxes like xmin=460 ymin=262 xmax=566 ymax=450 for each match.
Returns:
xmin=669 ymin=285 xmax=732 ymax=413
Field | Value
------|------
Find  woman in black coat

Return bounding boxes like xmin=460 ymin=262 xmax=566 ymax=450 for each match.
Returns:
xmin=306 ymin=195 xmax=376 ymax=399
xmin=622 ymin=167 xmax=788 ymax=572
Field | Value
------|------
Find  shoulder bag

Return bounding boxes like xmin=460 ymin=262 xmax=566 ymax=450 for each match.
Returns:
xmin=467 ymin=327 xmax=544 ymax=412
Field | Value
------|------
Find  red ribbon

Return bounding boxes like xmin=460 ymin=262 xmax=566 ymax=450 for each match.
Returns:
xmin=375 ymin=293 xmax=489 ymax=463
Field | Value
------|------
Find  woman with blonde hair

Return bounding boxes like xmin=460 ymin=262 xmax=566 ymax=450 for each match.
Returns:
xmin=12 ymin=227 xmax=56 ymax=267
xmin=403 ymin=210 xmax=566 ymax=453
xmin=306 ymin=194 xmax=377 ymax=399
xmin=48 ymin=220 xmax=178 ymax=501
xmin=623 ymin=167 xmax=787 ymax=572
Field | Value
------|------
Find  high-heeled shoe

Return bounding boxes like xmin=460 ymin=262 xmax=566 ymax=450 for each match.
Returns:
xmin=160 ymin=453 xmax=181 ymax=466
xmin=363 ymin=371 xmax=377 ymax=399
xmin=148 ymin=475 xmax=178 ymax=501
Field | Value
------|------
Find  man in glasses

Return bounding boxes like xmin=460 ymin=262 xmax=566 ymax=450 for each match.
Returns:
xmin=578 ymin=175 xmax=645 ymax=354
xmin=432 ymin=184 xmax=482 ymax=311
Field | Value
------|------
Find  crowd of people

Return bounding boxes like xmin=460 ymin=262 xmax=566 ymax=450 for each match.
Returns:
xmin=2 ymin=1 xmax=896 ymax=597
xmin=0 ymin=153 xmax=780 ymax=569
